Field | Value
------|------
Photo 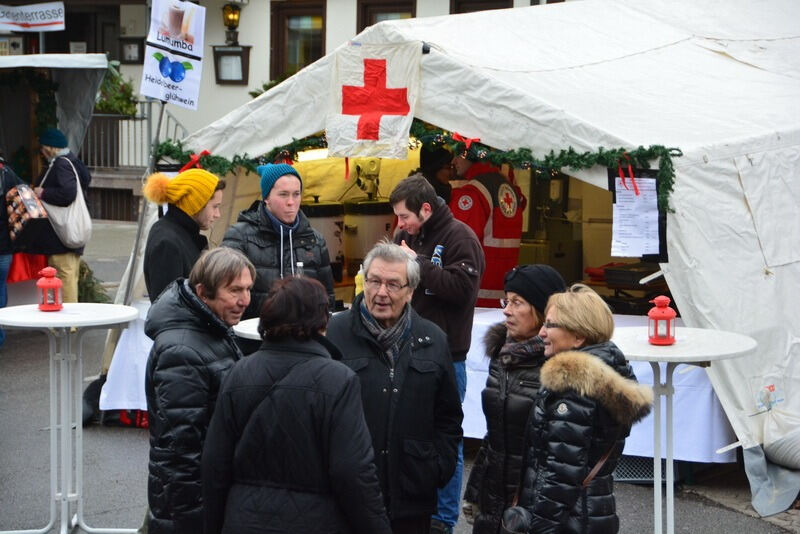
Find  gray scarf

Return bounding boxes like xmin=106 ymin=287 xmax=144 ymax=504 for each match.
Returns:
xmin=359 ymin=299 xmax=411 ymax=365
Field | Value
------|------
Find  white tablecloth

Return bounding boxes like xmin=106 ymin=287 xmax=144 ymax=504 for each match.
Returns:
xmin=99 ymin=299 xmax=153 ymax=411
xmin=464 ymin=309 xmax=736 ymax=463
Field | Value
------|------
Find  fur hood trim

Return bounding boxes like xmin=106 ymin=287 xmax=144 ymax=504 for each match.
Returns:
xmin=484 ymin=323 xmax=507 ymax=359
xmin=540 ymin=350 xmax=653 ymax=426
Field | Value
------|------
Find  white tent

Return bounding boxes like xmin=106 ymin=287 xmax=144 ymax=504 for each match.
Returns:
xmin=184 ymin=0 xmax=800 ymax=513
xmin=0 ymin=53 xmax=107 ymax=154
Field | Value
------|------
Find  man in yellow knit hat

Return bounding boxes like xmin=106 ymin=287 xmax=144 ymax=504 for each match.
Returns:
xmin=141 ymin=168 xmax=225 ymax=302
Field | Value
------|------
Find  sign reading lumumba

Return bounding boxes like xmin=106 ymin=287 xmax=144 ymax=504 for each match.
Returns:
xmin=0 ymin=2 xmax=65 ymax=32
xmin=139 ymin=0 xmax=205 ymax=111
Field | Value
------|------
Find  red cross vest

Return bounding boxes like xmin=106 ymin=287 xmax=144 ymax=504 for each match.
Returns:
xmin=449 ymin=163 xmax=524 ymax=308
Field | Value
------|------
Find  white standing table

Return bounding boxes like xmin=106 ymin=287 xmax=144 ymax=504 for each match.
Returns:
xmin=0 ymin=303 xmax=139 ymax=534
xmin=611 ymin=327 xmax=757 ymax=534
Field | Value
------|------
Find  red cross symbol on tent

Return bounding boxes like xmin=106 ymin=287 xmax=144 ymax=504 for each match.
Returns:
xmin=341 ymin=58 xmax=410 ymax=140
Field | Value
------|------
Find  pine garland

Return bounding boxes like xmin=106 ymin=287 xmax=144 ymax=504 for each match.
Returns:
xmin=156 ymin=118 xmax=682 ymax=211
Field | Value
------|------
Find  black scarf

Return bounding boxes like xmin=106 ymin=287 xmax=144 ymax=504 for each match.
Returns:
xmin=497 ymin=334 xmax=545 ymax=367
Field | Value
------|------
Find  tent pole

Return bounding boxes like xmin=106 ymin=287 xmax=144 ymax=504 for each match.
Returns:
xmin=122 ymin=100 xmax=166 ymax=306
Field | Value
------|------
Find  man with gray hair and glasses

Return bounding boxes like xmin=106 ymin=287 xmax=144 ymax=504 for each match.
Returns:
xmin=327 ymin=241 xmax=463 ymax=534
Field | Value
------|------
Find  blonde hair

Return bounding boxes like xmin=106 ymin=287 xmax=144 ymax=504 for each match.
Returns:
xmin=545 ymin=283 xmax=614 ymax=346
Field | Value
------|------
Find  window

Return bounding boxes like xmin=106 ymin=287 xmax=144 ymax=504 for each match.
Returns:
xmin=271 ymin=1 xmax=325 ymax=80
xmin=357 ymin=1 xmax=414 ymax=33
xmin=450 ymin=0 xmax=513 ymax=14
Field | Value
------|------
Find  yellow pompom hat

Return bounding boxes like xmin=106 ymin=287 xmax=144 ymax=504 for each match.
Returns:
xmin=142 ymin=168 xmax=219 ymax=216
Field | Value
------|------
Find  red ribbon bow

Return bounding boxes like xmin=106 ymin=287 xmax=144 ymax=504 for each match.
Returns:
xmin=617 ymin=153 xmax=639 ymax=196
xmin=178 ymin=150 xmax=211 ymax=173
xmin=452 ymin=132 xmax=481 ymax=150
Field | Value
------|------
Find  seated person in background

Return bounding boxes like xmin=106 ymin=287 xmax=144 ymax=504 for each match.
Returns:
xmin=202 ymin=276 xmax=391 ymax=534
xmin=462 ymin=264 xmax=565 ymax=532
xmin=222 ymin=163 xmax=334 ymax=319
xmin=145 ymin=247 xmax=254 ymax=534
xmin=142 ymin=168 xmax=225 ymax=303
xmin=511 ymin=284 xmax=652 ymax=534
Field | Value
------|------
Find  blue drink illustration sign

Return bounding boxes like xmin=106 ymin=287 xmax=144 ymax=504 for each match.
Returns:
xmin=140 ymin=0 xmax=205 ymax=110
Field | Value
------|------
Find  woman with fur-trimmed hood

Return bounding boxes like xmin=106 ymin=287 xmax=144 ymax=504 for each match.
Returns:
xmin=462 ymin=265 xmax=566 ymax=533
xmin=513 ymin=284 xmax=653 ymax=533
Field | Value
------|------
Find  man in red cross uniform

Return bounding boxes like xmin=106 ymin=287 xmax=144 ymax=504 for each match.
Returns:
xmin=449 ymin=155 xmax=526 ymax=308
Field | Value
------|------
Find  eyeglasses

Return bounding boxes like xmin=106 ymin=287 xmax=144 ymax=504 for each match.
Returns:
xmin=542 ymin=321 xmax=564 ymax=329
xmin=499 ymin=298 xmax=527 ymax=310
xmin=364 ymin=277 xmax=409 ymax=294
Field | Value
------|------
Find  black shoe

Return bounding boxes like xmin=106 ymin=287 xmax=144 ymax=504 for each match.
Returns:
xmin=82 ymin=374 xmax=106 ymax=426
xmin=430 ymin=519 xmax=452 ymax=534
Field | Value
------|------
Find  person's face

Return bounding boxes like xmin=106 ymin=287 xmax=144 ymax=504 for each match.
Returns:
xmin=363 ymin=257 xmax=412 ymax=328
xmin=393 ymin=200 xmax=431 ymax=236
xmin=264 ymin=175 xmax=302 ymax=224
xmin=539 ymin=307 xmax=585 ymax=358
xmin=197 ymin=267 xmax=253 ymax=326
xmin=502 ymin=291 xmax=541 ymax=341
xmin=452 ymin=155 xmax=471 ymax=178
xmin=40 ymin=145 xmax=58 ymax=160
xmin=434 ymin=162 xmax=455 ymax=185
xmin=193 ymin=190 xmax=223 ymax=230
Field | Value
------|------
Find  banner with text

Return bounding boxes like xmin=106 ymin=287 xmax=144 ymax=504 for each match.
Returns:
xmin=0 ymin=2 xmax=65 ymax=32
xmin=140 ymin=0 xmax=205 ymax=110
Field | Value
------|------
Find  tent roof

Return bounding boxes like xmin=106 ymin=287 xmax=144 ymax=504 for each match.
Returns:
xmin=0 ymin=53 xmax=107 ymax=70
xmin=185 ymin=0 xmax=800 ymax=165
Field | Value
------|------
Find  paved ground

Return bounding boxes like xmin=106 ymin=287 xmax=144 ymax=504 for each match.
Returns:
xmin=0 ymin=221 xmax=797 ymax=532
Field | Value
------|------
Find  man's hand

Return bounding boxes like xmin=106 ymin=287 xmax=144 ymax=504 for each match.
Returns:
xmin=462 ymin=501 xmax=479 ymax=524
xmin=399 ymin=240 xmax=417 ymax=260
xmin=34 ymin=187 xmax=44 ymax=198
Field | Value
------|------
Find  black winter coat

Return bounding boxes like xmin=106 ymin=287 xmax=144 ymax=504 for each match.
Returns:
xmin=393 ymin=198 xmax=484 ymax=360
xmin=0 ymin=163 xmax=23 ymax=254
xmin=326 ymin=295 xmax=464 ymax=521
xmin=31 ymin=153 xmax=91 ymax=255
xmin=465 ymin=324 xmax=546 ymax=534
xmin=222 ymin=201 xmax=334 ymax=319
xmin=143 ymin=206 xmax=208 ymax=302
xmin=144 ymin=279 xmax=243 ymax=534
xmin=202 ymin=336 xmax=391 ymax=534
xmin=517 ymin=342 xmax=652 ymax=533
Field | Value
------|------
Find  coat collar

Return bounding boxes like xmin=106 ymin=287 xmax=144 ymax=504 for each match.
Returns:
xmin=540 ymin=349 xmax=653 ymax=426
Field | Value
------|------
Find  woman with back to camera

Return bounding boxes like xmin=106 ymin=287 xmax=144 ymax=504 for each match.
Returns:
xmin=461 ymin=265 xmax=566 ymax=533
xmin=201 ymin=276 xmax=390 ymax=534
xmin=507 ymin=284 xmax=652 ymax=533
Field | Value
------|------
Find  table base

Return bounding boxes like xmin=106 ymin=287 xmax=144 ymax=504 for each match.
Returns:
xmin=1 ymin=327 xmax=136 ymax=534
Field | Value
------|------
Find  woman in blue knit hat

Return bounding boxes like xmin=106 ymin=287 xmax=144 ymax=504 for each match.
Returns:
xmin=221 ymin=163 xmax=334 ymax=328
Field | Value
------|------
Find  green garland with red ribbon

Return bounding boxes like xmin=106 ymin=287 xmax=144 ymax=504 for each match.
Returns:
xmin=155 ymin=118 xmax=682 ymax=211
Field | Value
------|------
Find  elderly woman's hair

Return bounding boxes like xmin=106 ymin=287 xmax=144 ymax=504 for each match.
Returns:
xmin=258 ymin=277 xmax=329 ymax=342
xmin=189 ymin=247 xmax=255 ymax=298
xmin=363 ymin=239 xmax=420 ymax=290
xmin=545 ymin=283 xmax=614 ymax=346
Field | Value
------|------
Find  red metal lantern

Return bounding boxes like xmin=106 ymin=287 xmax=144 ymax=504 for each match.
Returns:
xmin=37 ymin=267 xmax=63 ymax=312
xmin=648 ymin=295 xmax=676 ymax=345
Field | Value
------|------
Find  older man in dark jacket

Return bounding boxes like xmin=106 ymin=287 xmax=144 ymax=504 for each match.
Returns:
xmin=326 ymin=241 xmax=463 ymax=534
xmin=144 ymin=247 xmax=254 ymax=534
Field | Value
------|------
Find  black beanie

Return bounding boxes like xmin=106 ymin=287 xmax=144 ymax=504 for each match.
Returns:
xmin=504 ymin=264 xmax=566 ymax=314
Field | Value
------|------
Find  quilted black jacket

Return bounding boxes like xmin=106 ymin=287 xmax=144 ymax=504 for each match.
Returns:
xmin=464 ymin=323 xmax=546 ymax=534
xmin=221 ymin=201 xmax=334 ymax=318
xmin=144 ymin=279 xmax=243 ymax=534
xmin=202 ymin=336 xmax=391 ymax=534
xmin=517 ymin=342 xmax=652 ymax=533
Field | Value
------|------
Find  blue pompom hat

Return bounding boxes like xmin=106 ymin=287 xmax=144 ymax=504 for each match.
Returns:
xmin=38 ymin=127 xmax=68 ymax=149
xmin=258 ymin=163 xmax=302 ymax=199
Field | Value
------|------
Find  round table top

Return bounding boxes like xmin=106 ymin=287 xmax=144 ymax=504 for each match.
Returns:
xmin=612 ymin=326 xmax=757 ymax=363
xmin=0 ymin=303 xmax=139 ymax=329
xmin=233 ymin=317 xmax=260 ymax=340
